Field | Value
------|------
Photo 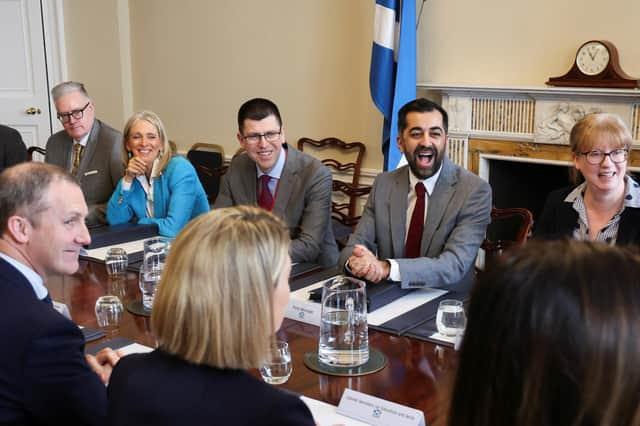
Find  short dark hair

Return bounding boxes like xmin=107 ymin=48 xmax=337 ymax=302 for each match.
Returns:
xmin=237 ymin=98 xmax=282 ymax=132
xmin=446 ymin=240 xmax=640 ymax=426
xmin=0 ymin=163 xmax=77 ymax=234
xmin=397 ymin=98 xmax=448 ymax=134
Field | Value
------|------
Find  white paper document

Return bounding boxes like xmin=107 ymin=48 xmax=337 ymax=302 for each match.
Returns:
xmin=118 ymin=343 xmax=154 ymax=356
xmin=81 ymin=238 xmax=147 ymax=261
xmin=367 ymin=288 xmax=447 ymax=326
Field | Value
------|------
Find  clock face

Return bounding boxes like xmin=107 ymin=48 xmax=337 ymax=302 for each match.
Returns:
xmin=576 ymin=41 xmax=610 ymax=76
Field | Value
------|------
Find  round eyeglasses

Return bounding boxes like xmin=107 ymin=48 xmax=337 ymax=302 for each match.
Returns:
xmin=579 ymin=148 xmax=628 ymax=165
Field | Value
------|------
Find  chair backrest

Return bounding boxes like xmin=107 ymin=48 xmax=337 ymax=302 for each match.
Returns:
xmin=297 ymin=137 xmax=368 ymax=224
xmin=187 ymin=143 xmax=226 ymax=204
xmin=482 ymin=207 xmax=534 ymax=268
xmin=27 ymin=146 xmax=46 ymax=161
xmin=297 ymin=137 xmax=365 ymax=187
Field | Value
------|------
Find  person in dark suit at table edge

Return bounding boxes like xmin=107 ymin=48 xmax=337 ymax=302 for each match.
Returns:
xmin=0 ymin=162 xmax=119 ymax=426
xmin=338 ymin=98 xmax=492 ymax=292
xmin=0 ymin=124 xmax=27 ymax=172
xmin=214 ymin=97 xmax=338 ymax=267
xmin=45 ymin=81 xmax=124 ymax=227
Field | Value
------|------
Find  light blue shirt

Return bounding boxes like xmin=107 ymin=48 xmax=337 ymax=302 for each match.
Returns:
xmin=0 ymin=252 xmax=47 ymax=300
xmin=256 ymin=145 xmax=287 ymax=195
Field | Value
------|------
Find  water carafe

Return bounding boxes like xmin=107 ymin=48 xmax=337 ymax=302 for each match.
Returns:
xmin=318 ymin=276 xmax=369 ymax=367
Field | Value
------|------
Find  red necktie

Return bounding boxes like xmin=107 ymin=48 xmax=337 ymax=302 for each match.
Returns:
xmin=405 ymin=183 xmax=426 ymax=258
xmin=258 ymin=175 xmax=274 ymax=211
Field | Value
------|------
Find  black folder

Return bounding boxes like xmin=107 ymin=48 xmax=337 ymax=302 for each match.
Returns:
xmin=86 ymin=223 xmax=159 ymax=250
xmin=290 ymin=268 xmax=413 ymax=313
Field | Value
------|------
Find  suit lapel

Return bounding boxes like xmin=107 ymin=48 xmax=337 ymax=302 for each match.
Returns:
xmin=77 ymin=120 xmax=101 ymax=177
xmin=272 ymin=146 xmax=295 ymax=216
xmin=389 ymin=167 xmax=409 ymax=257
xmin=422 ymin=157 xmax=456 ymax=254
xmin=60 ymin=135 xmax=74 ymax=171
xmin=239 ymin=154 xmax=258 ymax=205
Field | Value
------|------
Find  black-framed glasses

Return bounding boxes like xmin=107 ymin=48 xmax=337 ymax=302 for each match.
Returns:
xmin=242 ymin=129 xmax=282 ymax=144
xmin=579 ymin=148 xmax=629 ymax=165
xmin=57 ymin=101 xmax=90 ymax=123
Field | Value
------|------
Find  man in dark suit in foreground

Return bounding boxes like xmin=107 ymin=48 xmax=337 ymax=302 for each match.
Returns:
xmin=0 ymin=125 xmax=27 ymax=172
xmin=214 ymin=98 xmax=338 ymax=266
xmin=0 ymin=162 xmax=117 ymax=425
xmin=45 ymin=81 xmax=124 ymax=227
xmin=339 ymin=98 xmax=492 ymax=292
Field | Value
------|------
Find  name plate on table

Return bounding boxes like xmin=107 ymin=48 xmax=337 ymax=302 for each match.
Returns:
xmin=337 ymin=388 xmax=425 ymax=426
xmin=285 ymin=298 xmax=321 ymax=326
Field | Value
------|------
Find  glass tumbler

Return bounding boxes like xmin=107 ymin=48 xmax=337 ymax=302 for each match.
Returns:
xmin=259 ymin=340 xmax=292 ymax=385
xmin=95 ymin=295 xmax=124 ymax=332
xmin=105 ymin=247 xmax=128 ymax=277
xmin=436 ymin=299 xmax=466 ymax=337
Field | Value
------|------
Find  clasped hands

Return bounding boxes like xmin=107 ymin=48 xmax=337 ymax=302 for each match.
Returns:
xmin=85 ymin=348 xmax=124 ymax=385
xmin=347 ymin=244 xmax=390 ymax=283
xmin=124 ymin=156 xmax=151 ymax=182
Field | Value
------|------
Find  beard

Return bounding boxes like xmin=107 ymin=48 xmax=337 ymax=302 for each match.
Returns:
xmin=406 ymin=145 xmax=444 ymax=180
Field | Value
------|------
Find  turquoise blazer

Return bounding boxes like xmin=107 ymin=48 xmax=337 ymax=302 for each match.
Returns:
xmin=107 ymin=156 xmax=209 ymax=237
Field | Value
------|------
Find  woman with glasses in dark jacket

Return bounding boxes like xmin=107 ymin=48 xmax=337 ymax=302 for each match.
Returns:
xmin=534 ymin=112 xmax=640 ymax=245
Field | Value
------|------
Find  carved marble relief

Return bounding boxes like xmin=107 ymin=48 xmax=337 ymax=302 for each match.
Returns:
xmin=534 ymin=101 xmax=628 ymax=145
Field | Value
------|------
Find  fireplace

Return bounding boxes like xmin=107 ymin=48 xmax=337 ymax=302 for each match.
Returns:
xmin=486 ymin=159 xmax=571 ymax=221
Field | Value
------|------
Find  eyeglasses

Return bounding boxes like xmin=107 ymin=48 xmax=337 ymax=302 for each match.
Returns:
xmin=579 ymin=148 xmax=629 ymax=165
xmin=57 ymin=102 xmax=90 ymax=123
xmin=242 ymin=129 xmax=282 ymax=144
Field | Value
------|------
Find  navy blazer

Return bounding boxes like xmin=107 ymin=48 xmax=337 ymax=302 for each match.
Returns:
xmin=107 ymin=349 xmax=315 ymax=426
xmin=0 ymin=257 xmax=106 ymax=425
xmin=534 ymin=185 xmax=640 ymax=245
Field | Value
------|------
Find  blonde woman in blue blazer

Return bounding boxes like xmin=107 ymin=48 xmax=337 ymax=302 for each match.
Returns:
xmin=107 ymin=111 xmax=209 ymax=237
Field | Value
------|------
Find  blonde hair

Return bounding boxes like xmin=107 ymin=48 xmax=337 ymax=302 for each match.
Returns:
xmin=570 ymin=112 xmax=632 ymax=154
xmin=151 ymin=206 xmax=290 ymax=369
xmin=121 ymin=111 xmax=173 ymax=173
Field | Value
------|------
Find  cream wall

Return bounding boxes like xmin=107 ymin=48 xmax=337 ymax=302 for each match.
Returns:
xmin=417 ymin=0 xmax=640 ymax=86
xmin=128 ymin=0 xmax=383 ymax=170
xmin=62 ymin=0 xmax=131 ymax=130
xmin=62 ymin=0 xmax=640 ymax=173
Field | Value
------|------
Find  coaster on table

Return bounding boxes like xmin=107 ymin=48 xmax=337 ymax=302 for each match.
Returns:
xmin=303 ymin=349 xmax=387 ymax=377
xmin=126 ymin=299 xmax=151 ymax=317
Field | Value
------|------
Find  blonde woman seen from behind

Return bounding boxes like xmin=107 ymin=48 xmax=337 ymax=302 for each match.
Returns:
xmin=106 ymin=206 xmax=314 ymax=425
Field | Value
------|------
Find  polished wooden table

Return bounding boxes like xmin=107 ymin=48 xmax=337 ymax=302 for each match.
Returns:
xmin=48 ymin=259 xmax=456 ymax=423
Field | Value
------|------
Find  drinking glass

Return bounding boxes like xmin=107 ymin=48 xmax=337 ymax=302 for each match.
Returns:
xmin=436 ymin=299 xmax=466 ymax=337
xmin=139 ymin=261 xmax=162 ymax=311
xmin=95 ymin=295 xmax=124 ymax=332
xmin=318 ymin=276 xmax=369 ymax=367
xmin=259 ymin=340 xmax=292 ymax=385
xmin=105 ymin=247 xmax=128 ymax=277
xmin=143 ymin=237 xmax=172 ymax=268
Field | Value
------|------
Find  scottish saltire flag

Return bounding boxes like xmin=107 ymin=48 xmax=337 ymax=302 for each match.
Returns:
xmin=370 ymin=0 xmax=416 ymax=170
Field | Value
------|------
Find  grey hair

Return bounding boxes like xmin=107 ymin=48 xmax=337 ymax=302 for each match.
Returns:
xmin=51 ymin=81 xmax=90 ymax=102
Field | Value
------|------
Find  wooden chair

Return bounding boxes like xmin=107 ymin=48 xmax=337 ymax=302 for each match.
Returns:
xmin=186 ymin=143 xmax=226 ymax=204
xmin=480 ymin=207 xmax=534 ymax=271
xmin=27 ymin=146 xmax=46 ymax=161
xmin=297 ymin=137 xmax=370 ymax=248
